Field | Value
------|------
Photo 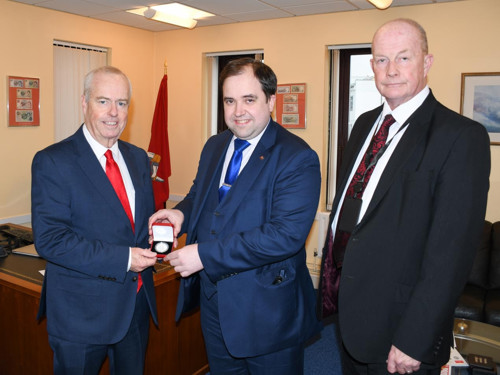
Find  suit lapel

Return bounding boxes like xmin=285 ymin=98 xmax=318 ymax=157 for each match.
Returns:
xmin=216 ymin=122 xmax=277 ymax=222
xmin=73 ymin=127 xmax=135 ymax=235
xmin=120 ymin=141 xmax=143 ymax=237
xmin=330 ymin=107 xmax=382 ymax=224
xmin=187 ymin=132 xmax=232 ymax=235
xmin=360 ymin=93 xmax=438 ymax=224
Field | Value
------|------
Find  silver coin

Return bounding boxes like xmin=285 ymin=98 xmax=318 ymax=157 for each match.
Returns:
xmin=155 ymin=242 xmax=169 ymax=253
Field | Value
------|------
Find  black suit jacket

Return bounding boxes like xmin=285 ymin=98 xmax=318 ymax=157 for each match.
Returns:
xmin=318 ymin=92 xmax=490 ymax=366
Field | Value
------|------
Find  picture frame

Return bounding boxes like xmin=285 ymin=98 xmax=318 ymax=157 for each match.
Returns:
xmin=275 ymin=83 xmax=306 ymax=129
xmin=7 ymin=75 xmax=40 ymax=127
xmin=460 ymin=72 xmax=500 ymax=145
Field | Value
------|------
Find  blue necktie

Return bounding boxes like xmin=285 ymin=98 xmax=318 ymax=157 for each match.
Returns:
xmin=219 ymin=138 xmax=250 ymax=201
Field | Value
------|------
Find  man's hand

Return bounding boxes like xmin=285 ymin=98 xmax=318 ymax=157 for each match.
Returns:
xmin=130 ymin=247 xmax=157 ymax=272
xmin=148 ymin=209 xmax=184 ymax=248
xmin=165 ymin=243 xmax=203 ymax=277
xmin=387 ymin=345 xmax=421 ymax=374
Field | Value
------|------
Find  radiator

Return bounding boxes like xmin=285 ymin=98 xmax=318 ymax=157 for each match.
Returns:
xmin=307 ymin=211 xmax=330 ymax=288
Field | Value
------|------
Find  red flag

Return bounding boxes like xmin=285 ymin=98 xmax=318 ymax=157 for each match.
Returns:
xmin=148 ymin=74 xmax=171 ymax=211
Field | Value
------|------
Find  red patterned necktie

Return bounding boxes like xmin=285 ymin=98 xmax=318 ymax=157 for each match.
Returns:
xmin=104 ymin=150 xmax=142 ymax=291
xmin=321 ymin=114 xmax=395 ymax=317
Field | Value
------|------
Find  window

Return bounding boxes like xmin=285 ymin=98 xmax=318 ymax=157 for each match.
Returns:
xmin=53 ymin=41 xmax=108 ymax=142
xmin=326 ymin=46 xmax=382 ymax=210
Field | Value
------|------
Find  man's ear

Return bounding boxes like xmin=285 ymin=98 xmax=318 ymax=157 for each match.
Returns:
xmin=423 ymin=54 xmax=434 ymax=76
xmin=268 ymin=94 xmax=276 ymax=112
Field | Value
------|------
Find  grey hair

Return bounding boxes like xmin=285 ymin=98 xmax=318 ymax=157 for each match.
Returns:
xmin=83 ymin=66 xmax=132 ymax=102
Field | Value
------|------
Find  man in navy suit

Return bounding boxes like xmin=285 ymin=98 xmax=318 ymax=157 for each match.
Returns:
xmin=318 ymin=19 xmax=490 ymax=375
xmin=32 ymin=66 xmax=158 ymax=375
xmin=149 ymin=58 xmax=321 ymax=374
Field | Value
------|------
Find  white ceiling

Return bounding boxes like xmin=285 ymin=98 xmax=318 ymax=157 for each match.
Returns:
xmin=11 ymin=0 xmax=466 ymax=32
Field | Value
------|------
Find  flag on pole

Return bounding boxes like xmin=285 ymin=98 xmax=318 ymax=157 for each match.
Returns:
xmin=148 ymin=73 xmax=171 ymax=211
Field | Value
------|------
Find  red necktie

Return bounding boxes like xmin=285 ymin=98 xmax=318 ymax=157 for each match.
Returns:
xmin=321 ymin=114 xmax=395 ymax=317
xmin=104 ymin=150 xmax=142 ymax=291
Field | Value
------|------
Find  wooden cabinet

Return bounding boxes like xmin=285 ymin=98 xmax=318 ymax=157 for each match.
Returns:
xmin=0 ymin=254 xmax=208 ymax=375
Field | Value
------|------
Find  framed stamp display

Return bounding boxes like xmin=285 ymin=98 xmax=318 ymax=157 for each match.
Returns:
xmin=7 ymin=76 xmax=40 ymax=127
xmin=275 ymin=83 xmax=306 ymax=129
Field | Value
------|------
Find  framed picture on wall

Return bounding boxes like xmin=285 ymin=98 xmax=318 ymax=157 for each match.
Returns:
xmin=460 ymin=72 xmax=500 ymax=145
xmin=275 ymin=83 xmax=306 ymax=129
xmin=7 ymin=76 xmax=40 ymax=127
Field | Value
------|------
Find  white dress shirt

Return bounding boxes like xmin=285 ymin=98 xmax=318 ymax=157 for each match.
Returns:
xmin=219 ymin=122 xmax=269 ymax=188
xmin=330 ymin=86 xmax=431 ymax=234
xmin=83 ymin=124 xmax=135 ymax=270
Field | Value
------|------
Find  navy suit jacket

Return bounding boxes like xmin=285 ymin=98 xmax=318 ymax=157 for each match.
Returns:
xmin=32 ymin=126 xmax=157 ymax=345
xmin=175 ymin=120 xmax=322 ymax=357
xmin=318 ymin=92 xmax=490 ymax=367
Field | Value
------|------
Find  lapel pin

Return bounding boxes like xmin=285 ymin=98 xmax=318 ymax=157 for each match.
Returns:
xmin=260 ymin=155 xmax=264 ymax=160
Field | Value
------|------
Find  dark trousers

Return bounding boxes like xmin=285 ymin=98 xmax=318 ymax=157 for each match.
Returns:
xmin=200 ymin=289 xmax=305 ymax=375
xmin=347 ymin=358 xmax=441 ymax=375
xmin=334 ymin=315 xmax=441 ymax=375
xmin=49 ymin=288 xmax=150 ymax=375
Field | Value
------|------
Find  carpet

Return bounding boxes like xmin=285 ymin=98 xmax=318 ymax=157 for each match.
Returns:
xmin=304 ymin=317 xmax=342 ymax=374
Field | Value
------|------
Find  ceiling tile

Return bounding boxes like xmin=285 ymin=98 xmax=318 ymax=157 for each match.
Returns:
xmin=224 ymin=9 xmax=292 ymax=22
xmin=179 ymin=0 xmax=275 ymax=16
xmin=33 ymin=0 xmax=119 ymax=16
xmin=283 ymin=1 xmax=358 ymax=16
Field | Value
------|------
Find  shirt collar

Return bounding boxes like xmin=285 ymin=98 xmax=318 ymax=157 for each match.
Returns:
xmin=230 ymin=118 xmax=270 ymax=146
xmin=382 ymin=86 xmax=430 ymax=125
xmin=83 ymin=124 xmax=120 ymax=159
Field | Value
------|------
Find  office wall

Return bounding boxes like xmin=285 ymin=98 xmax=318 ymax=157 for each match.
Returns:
xmin=1 ymin=0 xmax=499 ymax=228
xmin=0 ymin=0 xmax=156 ymax=222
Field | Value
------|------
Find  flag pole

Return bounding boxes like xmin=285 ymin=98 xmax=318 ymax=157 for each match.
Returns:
xmin=164 ymin=59 xmax=168 ymax=75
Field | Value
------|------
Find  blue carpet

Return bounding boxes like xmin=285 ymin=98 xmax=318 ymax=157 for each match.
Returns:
xmin=304 ymin=318 xmax=342 ymax=374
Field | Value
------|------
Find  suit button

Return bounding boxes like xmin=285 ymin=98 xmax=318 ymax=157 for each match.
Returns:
xmin=132 ymin=276 xmax=138 ymax=282
xmin=211 ymin=230 xmax=216 ymax=235
xmin=214 ymin=211 xmax=221 ymax=216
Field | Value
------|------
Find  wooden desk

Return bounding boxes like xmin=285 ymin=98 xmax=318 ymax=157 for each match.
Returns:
xmin=0 ymin=236 xmax=208 ymax=375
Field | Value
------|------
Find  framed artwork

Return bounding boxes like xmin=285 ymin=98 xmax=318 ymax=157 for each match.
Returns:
xmin=275 ymin=83 xmax=306 ymax=129
xmin=460 ymin=72 xmax=500 ymax=145
xmin=7 ymin=76 xmax=40 ymax=127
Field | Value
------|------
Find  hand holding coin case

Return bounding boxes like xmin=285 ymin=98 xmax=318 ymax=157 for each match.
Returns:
xmin=151 ymin=223 xmax=174 ymax=258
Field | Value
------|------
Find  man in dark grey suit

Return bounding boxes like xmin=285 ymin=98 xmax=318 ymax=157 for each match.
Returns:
xmin=318 ymin=18 xmax=490 ymax=375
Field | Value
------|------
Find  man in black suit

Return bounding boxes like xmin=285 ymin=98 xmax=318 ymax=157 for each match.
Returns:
xmin=318 ymin=18 xmax=490 ymax=375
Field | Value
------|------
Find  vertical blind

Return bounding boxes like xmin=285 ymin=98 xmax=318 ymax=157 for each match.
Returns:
xmin=53 ymin=41 xmax=108 ymax=142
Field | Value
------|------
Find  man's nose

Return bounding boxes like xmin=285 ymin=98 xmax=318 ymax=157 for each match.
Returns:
xmin=235 ymin=102 xmax=245 ymax=116
xmin=109 ymin=102 xmax=118 ymax=116
xmin=387 ymin=60 xmax=398 ymax=76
